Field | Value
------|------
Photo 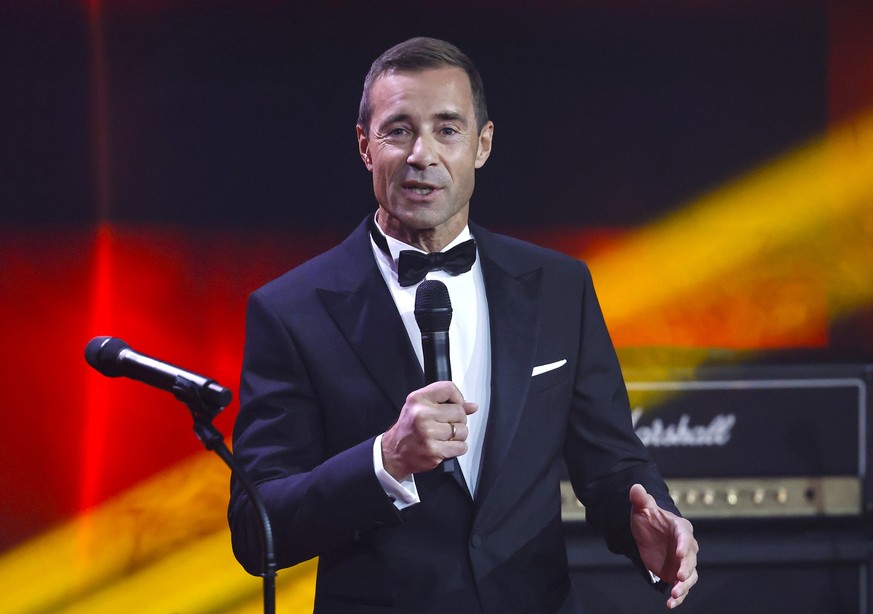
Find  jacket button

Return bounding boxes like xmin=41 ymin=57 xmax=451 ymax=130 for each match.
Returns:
xmin=470 ymin=534 xmax=482 ymax=548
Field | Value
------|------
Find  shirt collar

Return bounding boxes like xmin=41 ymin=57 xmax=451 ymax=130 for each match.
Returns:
xmin=368 ymin=211 xmax=474 ymax=264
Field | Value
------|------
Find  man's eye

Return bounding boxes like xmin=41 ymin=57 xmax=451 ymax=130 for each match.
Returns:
xmin=440 ymin=127 xmax=458 ymax=136
xmin=389 ymin=128 xmax=408 ymax=137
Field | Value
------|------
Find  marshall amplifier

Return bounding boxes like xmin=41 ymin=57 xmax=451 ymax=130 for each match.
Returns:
xmin=562 ymin=364 xmax=873 ymax=614
xmin=561 ymin=364 xmax=873 ymax=520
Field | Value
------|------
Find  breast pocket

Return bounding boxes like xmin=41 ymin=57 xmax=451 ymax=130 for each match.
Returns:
xmin=528 ymin=358 xmax=569 ymax=395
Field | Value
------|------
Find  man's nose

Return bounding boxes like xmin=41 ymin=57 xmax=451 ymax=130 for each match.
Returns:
xmin=407 ymin=135 xmax=438 ymax=169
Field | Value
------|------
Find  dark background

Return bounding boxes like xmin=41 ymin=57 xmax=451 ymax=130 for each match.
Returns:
xmin=3 ymin=1 xmax=827 ymax=229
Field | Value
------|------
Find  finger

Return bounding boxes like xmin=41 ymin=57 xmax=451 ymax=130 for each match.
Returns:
xmin=678 ymin=568 xmax=698 ymax=592
xmin=463 ymin=401 xmax=478 ymax=415
xmin=668 ymin=548 xmax=698 ymax=606
xmin=432 ymin=404 xmax=470 ymax=425
xmin=667 ymin=569 xmax=698 ymax=609
xmin=411 ymin=381 xmax=463 ymax=406
xmin=674 ymin=517 xmax=698 ymax=561
xmin=444 ymin=422 xmax=468 ymax=442
xmin=667 ymin=580 xmax=691 ymax=608
xmin=676 ymin=536 xmax=699 ymax=582
xmin=441 ymin=440 xmax=469 ymax=460
xmin=430 ymin=381 xmax=466 ymax=405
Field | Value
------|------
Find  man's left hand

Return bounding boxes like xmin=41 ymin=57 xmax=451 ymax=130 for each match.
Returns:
xmin=629 ymin=483 xmax=699 ymax=609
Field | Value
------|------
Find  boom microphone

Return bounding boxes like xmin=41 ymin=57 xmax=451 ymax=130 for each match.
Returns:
xmin=85 ymin=336 xmax=232 ymax=408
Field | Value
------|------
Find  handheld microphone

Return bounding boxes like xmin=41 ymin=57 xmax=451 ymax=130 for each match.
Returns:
xmin=85 ymin=336 xmax=232 ymax=409
xmin=414 ymin=280 xmax=457 ymax=474
xmin=414 ymin=280 xmax=452 ymax=384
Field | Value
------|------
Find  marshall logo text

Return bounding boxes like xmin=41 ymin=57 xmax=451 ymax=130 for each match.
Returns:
xmin=632 ymin=409 xmax=736 ymax=447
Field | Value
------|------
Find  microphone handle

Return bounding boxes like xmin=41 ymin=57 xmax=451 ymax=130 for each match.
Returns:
xmin=420 ymin=330 xmax=457 ymax=474
xmin=118 ymin=349 xmax=232 ymax=408
xmin=421 ymin=331 xmax=451 ymax=384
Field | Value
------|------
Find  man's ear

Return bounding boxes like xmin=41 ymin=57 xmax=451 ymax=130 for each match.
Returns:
xmin=356 ymin=124 xmax=373 ymax=171
xmin=474 ymin=121 xmax=494 ymax=169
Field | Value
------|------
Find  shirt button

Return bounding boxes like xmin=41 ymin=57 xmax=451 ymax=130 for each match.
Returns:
xmin=470 ymin=534 xmax=482 ymax=548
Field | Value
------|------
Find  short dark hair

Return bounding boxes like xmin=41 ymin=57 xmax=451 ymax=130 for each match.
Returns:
xmin=357 ymin=37 xmax=489 ymax=135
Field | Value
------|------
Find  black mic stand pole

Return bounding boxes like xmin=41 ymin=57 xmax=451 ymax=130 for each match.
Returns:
xmin=172 ymin=376 xmax=277 ymax=614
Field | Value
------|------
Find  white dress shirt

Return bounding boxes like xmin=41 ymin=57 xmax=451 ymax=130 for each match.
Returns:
xmin=369 ymin=217 xmax=492 ymax=506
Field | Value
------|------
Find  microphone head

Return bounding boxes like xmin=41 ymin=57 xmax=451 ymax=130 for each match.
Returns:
xmin=414 ymin=280 xmax=453 ymax=333
xmin=85 ymin=336 xmax=130 ymax=377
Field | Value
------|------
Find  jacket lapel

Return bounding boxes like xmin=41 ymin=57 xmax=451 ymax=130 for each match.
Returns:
xmin=472 ymin=226 xmax=542 ymax=505
xmin=316 ymin=221 xmax=423 ymax=427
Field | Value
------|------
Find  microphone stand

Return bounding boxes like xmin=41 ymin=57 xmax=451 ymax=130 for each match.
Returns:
xmin=172 ymin=376 xmax=277 ymax=614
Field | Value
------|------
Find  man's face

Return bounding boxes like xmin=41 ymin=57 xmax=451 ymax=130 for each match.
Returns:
xmin=357 ymin=67 xmax=493 ymax=248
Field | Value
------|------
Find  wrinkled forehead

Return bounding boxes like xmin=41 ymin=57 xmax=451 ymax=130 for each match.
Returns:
xmin=369 ymin=67 xmax=476 ymax=123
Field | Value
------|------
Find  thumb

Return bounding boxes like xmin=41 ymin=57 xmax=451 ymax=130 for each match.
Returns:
xmin=629 ymin=483 xmax=656 ymax=512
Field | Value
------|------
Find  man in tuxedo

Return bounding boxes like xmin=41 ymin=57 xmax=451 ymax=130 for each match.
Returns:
xmin=229 ymin=37 xmax=698 ymax=612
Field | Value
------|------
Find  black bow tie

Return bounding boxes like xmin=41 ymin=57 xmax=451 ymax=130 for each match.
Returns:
xmin=368 ymin=216 xmax=477 ymax=287
xmin=397 ymin=240 xmax=477 ymax=286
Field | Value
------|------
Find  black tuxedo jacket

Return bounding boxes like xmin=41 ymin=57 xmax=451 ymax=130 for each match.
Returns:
xmin=228 ymin=217 xmax=675 ymax=613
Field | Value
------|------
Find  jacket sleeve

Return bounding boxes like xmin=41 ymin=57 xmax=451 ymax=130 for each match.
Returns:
xmin=227 ymin=290 xmax=402 ymax=576
xmin=562 ymin=263 xmax=678 ymax=571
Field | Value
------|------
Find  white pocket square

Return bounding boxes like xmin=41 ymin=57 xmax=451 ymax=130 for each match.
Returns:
xmin=531 ymin=359 xmax=567 ymax=377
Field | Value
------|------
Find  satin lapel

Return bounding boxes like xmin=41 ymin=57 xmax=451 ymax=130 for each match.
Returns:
xmin=316 ymin=235 xmax=423 ymax=427
xmin=475 ymin=236 xmax=542 ymax=505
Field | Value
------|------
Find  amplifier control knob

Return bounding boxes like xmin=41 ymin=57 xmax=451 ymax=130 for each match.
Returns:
xmin=685 ymin=490 xmax=698 ymax=506
xmin=776 ymin=488 xmax=789 ymax=504
xmin=703 ymin=490 xmax=715 ymax=506
xmin=726 ymin=489 xmax=739 ymax=506
xmin=752 ymin=488 xmax=766 ymax=505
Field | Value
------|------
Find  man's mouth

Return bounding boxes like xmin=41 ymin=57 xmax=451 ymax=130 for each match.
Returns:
xmin=403 ymin=181 xmax=440 ymax=196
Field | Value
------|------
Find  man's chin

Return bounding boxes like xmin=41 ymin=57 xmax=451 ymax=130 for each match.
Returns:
xmin=379 ymin=201 xmax=468 ymax=235
xmin=388 ymin=208 xmax=445 ymax=230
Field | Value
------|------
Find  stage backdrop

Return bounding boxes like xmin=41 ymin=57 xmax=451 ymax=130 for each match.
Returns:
xmin=1 ymin=1 xmax=871 ymax=612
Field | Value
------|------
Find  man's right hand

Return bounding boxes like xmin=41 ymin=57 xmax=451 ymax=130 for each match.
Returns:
xmin=381 ymin=381 xmax=478 ymax=480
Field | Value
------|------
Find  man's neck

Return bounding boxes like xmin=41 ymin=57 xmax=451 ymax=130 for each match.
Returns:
xmin=375 ymin=209 xmax=467 ymax=253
